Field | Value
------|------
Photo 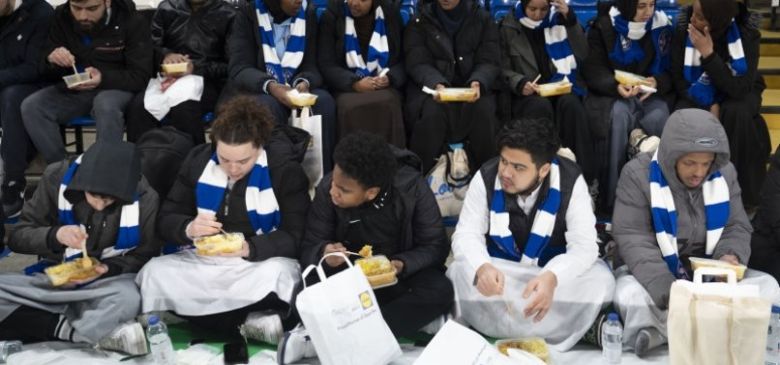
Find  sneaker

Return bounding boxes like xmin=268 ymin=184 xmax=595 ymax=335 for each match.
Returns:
xmin=96 ymin=322 xmax=148 ymax=355
xmin=634 ymin=327 xmax=665 ymax=358
xmin=277 ymin=325 xmax=316 ymax=364
xmin=447 ymin=146 xmax=469 ymax=185
xmin=580 ymin=311 xmax=608 ymax=348
xmin=420 ymin=313 xmax=450 ymax=335
xmin=1 ymin=181 xmax=24 ymax=219
xmin=239 ymin=311 xmax=283 ymax=345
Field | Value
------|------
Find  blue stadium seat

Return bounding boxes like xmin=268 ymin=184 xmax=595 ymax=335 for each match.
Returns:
xmin=61 ymin=116 xmax=97 ymax=154
xmin=490 ymin=0 xmax=513 ymax=22
xmin=312 ymin=0 xmax=328 ymax=21
xmin=400 ymin=0 xmax=416 ymax=26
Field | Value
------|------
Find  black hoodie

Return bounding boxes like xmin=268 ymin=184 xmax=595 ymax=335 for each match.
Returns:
xmin=40 ymin=0 xmax=153 ymax=92
xmin=8 ymin=141 xmax=162 ymax=277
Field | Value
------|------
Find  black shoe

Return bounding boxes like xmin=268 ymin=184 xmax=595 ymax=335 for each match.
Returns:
xmin=1 ymin=181 xmax=25 ymax=219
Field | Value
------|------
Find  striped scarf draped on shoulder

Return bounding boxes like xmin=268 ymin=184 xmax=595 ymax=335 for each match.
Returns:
xmin=196 ymin=149 xmax=280 ymax=235
xmin=609 ymin=7 xmax=672 ymax=76
xmin=488 ymin=159 xmax=562 ymax=266
xmin=344 ymin=2 xmax=389 ymax=77
xmin=649 ymin=150 xmax=730 ymax=279
xmin=683 ymin=20 xmax=746 ymax=107
xmin=514 ymin=3 xmax=585 ymax=96
xmin=255 ymin=0 xmax=308 ymax=84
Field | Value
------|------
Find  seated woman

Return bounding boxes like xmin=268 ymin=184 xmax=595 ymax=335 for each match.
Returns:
xmin=669 ymin=0 xmax=769 ymax=209
xmin=318 ymin=0 xmax=406 ymax=147
xmin=581 ymin=0 xmax=674 ymax=211
xmin=404 ymin=0 xmax=501 ymax=174
xmin=499 ymin=0 xmax=595 ymax=186
xmin=126 ymin=0 xmax=237 ymax=145
xmin=0 ymin=141 xmax=160 ymax=355
xmin=136 ymin=95 xmax=310 ymax=343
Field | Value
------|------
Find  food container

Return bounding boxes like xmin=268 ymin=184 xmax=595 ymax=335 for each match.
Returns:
xmin=287 ymin=90 xmax=318 ymax=107
xmin=355 ymin=255 xmax=397 ymax=288
xmin=161 ymin=62 xmax=189 ymax=75
xmin=495 ymin=338 xmax=549 ymax=363
xmin=537 ymin=81 xmax=573 ymax=97
xmin=689 ymin=257 xmax=747 ymax=281
xmin=614 ymin=70 xmax=652 ymax=87
xmin=438 ymin=88 xmax=478 ymax=102
xmin=45 ymin=257 xmax=100 ymax=286
xmin=194 ymin=232 xmax=245 ymax=256
xmin=62 ymin=72 xmax=92 ymax=88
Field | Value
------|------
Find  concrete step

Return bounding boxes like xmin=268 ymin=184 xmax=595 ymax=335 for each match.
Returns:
xmin=762 ymin=29 xmax=780 ymax=42
xmin=764 ymin=74 xmax=780 ymax=89
xmin=760 ymin=56 xmax=780 ymax=75
xmin=762 ymin=42 xmax=780 ymax=57
xmin=762 ymin=89 xmax=780 ymax=113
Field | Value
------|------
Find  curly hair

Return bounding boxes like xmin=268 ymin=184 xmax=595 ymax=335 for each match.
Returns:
xmin=333 ymin=132 xmax=397 ymax=189
xmin=210 ymin=95 xmax=274 ymax=148
xmin=497 ymin=118 xmax=560 ymax=167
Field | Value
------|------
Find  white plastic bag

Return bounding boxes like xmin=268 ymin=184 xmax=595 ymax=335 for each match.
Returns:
xmin=289 ymin=107 xmax=323 ymax=189
xmin=414 ymin=320 xmax=516 ymax=365
xmin=143 ymin=75 xmax=204 ymax=121
xmin=296 ymin=253 xmax=402 ymax=365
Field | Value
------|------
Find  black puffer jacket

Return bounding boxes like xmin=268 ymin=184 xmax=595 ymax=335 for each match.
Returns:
xmin=301 ymin=148 xmax=449 ymax=279
xmin=403 ymin=0 xmax=500 ymax=120
xmin=0 ymin=0 xmax=53 ymax=89
xmin=317 ymin=0 xmax=406 ymax=93
xmin=228 ymin=0 xmax=322 ymax=92
xmin=40 ymin=0 xmax=153 ymax=91
xmin=151 ymin=0 xmax=236 ymax=81
xmin=158 ymin=128 xmax=310 ymax=262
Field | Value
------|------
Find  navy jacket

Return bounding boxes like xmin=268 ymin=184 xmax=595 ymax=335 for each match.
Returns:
xmin=0 ymin=0 xmax=53 ymax=89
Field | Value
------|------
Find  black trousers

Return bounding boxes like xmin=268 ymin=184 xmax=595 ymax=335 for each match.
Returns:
xmin=374 ymin=267 xmax=454 ymax=338
xmin=0 ymin=84 xmax=42 ymax=186
xmin=750 ymin=232 xmax=780 ymax=283
xmin=126 ymin=81 xmax=222 ymax=145
xmin=511 ymin=93 xmax=597 ymax=184
xmin=0 ymin=305 xmax=59 ymax=343
xmin=179 ymin=292 xmax=298 ymax=339
xmin=410 ymin=96 xmax=498 ymax=174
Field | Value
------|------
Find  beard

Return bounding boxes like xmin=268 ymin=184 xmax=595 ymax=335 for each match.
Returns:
xmin=77 ymin=20 xmax=96 ymax=31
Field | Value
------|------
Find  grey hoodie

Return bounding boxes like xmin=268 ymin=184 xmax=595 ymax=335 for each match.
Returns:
xmin=612 ymin=109 xmax=752 ymax=309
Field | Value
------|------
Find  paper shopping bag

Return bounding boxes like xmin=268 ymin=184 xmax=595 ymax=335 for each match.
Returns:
xmin=668 ymin=267 xmax=771 ymax=365
xmin=296 ymin=253 xmax=402 ymax=365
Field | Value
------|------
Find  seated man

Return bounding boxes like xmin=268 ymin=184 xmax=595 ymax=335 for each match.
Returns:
xmin=287 ymin=132 xmax=453 ymax=364
xmin=0 ymin=0 xmax=53 ymax=218
xmin=227 ymin=0 xmax=335 ymax=171
xmin=0 ymin=140 xmax=160 ymax=355
xmin=613 ymin=108 xmax=780 ymax=357
xmin=21 ymin=0 xmax=152 ymax=164
xmin=447 ymin=118 xmax=615 ymax=351
xmin=136 ymin=95 xmax=309 ymax=343
xmin=125 ymin=0 xmax=236 ymax=145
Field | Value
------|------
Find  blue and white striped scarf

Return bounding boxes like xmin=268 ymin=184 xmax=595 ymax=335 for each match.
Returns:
xmin=609 ymin=7 xmax=672 ymax=76
xmin=649 ymin=150 xmax=729 ymax=279
xmin=255 ymin=0 xmax=307 ymax=84
xmin=515 ymin=4 xmax=585 ymax=96
xmin=344 ymin=2 xmax=389 ymax=77
xmin=196 ymin=150 xmax=280 ymax=235
xmin=683 ymin=20 xmax=746 ymax=108
xmin=488 ymin=159 xmax=561 ymax=266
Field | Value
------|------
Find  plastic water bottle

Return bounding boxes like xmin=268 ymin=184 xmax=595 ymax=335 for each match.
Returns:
xmin=602 ymin=312 xmax=623 ymax=364
xmin=147 ymin=315 xmax=176 ymax=365
xmin=766 ymin=305 xmax=780 ymax=365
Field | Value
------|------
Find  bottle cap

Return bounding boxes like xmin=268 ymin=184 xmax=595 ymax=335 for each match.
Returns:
xmin=148 ymin=315 xmax=160 ymax=325
xmin=773 ymin=305 xmax=780 ymax=314
xmin=608 ymin=312 xmax=619 ymax=322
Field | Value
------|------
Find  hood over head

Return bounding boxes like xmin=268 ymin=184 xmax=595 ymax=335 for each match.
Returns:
xmin=656 ymin=108 xmax=730 ymax=190
xmin=65 ymin=140 xmax=142 ymax=205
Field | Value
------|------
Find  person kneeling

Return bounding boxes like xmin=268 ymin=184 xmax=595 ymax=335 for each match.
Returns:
xmin=447 ymin=118 xmax=615 ymax=351
xmin=612 ymin=109 xmax=780 ymax=357
xmin=0 ymin=141 xmax=160 ymax=355
xmin=136 ymin=96 xmax=310 ymax=344
xmin=283 ymin=132 xmax=454 ymax=364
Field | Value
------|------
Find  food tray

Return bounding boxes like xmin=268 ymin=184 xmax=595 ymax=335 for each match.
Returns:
xmin=161 ymin=62 xmax=189 ymax=75
xmin=495 ymin=338 xmax=549 ymax=364
xmin=63 ymin=72 xmax=92 ymax=88
xmin=287 ymin=90 xmax=318 ymax=107
xmin=689 ymin=257 xmax=747 ymax=281
xmin=194 ymin=232 xmax=244 ymax=256
xmin=537 ymin=81 xmax=572 ymax=97
xmin=438 ymin=88 xmax=478 ymax=102
xmin=356 ymin=255 xmax=398 ymax=289
xmin=614 ymin=70 xmax=652 ymax=87
xmin=45 ymin=257 xmax=100 ymax=286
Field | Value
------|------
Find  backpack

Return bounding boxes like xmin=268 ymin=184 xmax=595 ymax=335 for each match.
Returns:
xmin=135 ymin=127 xmax=195 ymax=199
